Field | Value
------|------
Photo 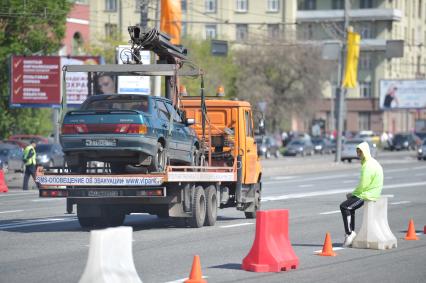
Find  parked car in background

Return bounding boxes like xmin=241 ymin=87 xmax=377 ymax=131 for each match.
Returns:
xmin=389 ymin=133 xmax=420 ymax=151
xmin=417 ymin=139 xmax=426 ymax=160
xmin=35 ymin=143 xmax=65 ymax=167
xmin=8 ymin=134 xmax=49 ymax=145
xmin=0 ymin=144 xmax=24 ymax=173
xmin=284 ymin=139 xmax=314 ymax=156
xmin=255 ymin=135 xmax=280 ymax=158
xmin=311 ymin=137 xmax=334 ymax=154
xmin=341 ymin=139 xmax=377 ymax=162
xmin=3 ymin=139 xmax=28 ymax=149
xmin=60 ymin=94 xmax=199 ymax=173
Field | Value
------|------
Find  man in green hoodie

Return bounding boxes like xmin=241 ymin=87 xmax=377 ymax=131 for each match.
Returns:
xmin=340 ymin=141 xmax=383 ymax=247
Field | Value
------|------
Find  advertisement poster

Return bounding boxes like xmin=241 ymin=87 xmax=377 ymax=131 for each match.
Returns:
xmin=10 ymin=56 xmax=61 ymax=107
xmin=116 ymin=45 xmax=151 ymax=95
xmin=62 ymin=56 xmax=99 ymax=106
xmin=380 ymin=80 xmax=426 ymax=110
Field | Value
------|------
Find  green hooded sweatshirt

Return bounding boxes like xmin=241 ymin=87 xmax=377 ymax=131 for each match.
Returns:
xmin=352 ymin=141 xmax=383 ymax=201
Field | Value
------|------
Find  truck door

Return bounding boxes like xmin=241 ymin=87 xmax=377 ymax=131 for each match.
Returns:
xmin=243 ymin=109 xmax=257 ymax=184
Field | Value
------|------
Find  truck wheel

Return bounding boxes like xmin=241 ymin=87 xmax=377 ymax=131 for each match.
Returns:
xmin=78 ymin=216 xmax=98 ymax=229
xmin=245 ymin=183 xmax=261 ymax=219
xmin=189 ymin=186 xmax=206 ymax=228
xmin=204 ymin=185 xmax=217 ymax=226
xmin=149 ymin=142 xmax=166 ymax=172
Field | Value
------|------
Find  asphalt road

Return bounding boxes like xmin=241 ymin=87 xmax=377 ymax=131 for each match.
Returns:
xmin=0 ymin=151 xmax=425 ymax=283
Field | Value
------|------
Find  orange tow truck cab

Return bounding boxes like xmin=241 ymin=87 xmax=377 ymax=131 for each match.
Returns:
xmin=181 ymin=96 xmax=262 ymax=214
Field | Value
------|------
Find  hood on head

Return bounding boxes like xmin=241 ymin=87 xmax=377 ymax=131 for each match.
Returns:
xmin=356 ymin=141 xmax=371 ymax=160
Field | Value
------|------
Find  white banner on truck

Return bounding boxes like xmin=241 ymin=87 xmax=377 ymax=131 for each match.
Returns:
xmin=36 ymin=175 xmax=164 ymax=186
xmin=380 ymin=80 xmax=426 ymax=110
xmin=116 ymin=45 xmax=151 ymax=95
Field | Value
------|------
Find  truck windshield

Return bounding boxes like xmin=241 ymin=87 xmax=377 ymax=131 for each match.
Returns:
xmin=82 ymin=97 xmax=150 ymax=112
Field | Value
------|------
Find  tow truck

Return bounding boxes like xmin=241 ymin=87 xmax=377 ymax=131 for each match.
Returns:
xmin=35 ymin=26 xmax=262 ymax=228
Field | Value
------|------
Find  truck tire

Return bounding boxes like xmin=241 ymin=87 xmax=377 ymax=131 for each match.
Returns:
xmin=101 ymin=206 xmax=126 ymax=227
xmin=244 ymin=183 xmax=261 ymax=219
xmin=189 ymin=186 xmax=206 ymax=228
xmin=78 ymin=216 xmax=98 ymax=229
xmin=204 ymin=185 xmax=217 ymax=226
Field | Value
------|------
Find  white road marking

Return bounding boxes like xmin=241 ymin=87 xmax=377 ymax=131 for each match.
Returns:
xmin=31 ymin=198 xmax=64 ymax=202
xmin=165 ymin=276 xmax=208 ymax=283
xmin=263 ymin=173 xmax=355 ymax=185
xmin=386 ymin=176 xmax=394 ymax=180
xmin=219 ymin=223 xmax=254 ymax=228
xmin=342 ymin=180 xmax=356 ymax=184
xmin=415 ymin=173 xmax=425 ymax=177
xmin=0 ymin=191 xmax=36 ymax=197
xmin=390 ymin=201 xmax=411 ymax=205
xmin=0 ymin=210 xmax=24 ymax=214
xmin=0 ymin=217 xmax=77 ymax=229
xmin=299 ymin=184 xmax=314 ymax=188
xmin=319 ymin=210 xmax=341 ymax=215
xmin=314 ymin=247 xmax=344 ymax=254
xmin=271 ymin=176 xmax=296 ymax=180
xmin=262 ymin=181 xmax=426 ymax=202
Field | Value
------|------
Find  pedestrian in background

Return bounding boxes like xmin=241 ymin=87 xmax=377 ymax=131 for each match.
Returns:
xmin=22 ymin=140 xmax=37 ymax=191
xmin=339 ymin=141 xmax=384 ymax=247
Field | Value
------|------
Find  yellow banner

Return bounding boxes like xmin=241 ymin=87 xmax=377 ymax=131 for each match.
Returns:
xmin=342 ymin=31 xmax=360 ymax=89
xmin=160 ymin=0 xmax=182 ymax=45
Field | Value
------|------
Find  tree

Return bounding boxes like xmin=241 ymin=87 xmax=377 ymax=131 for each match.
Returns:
xmin=234 ymin=39 xmax=332 ymax=133
xmin=180 ymin=38 xmax=238 ymax=98
xmin=0 ymin=0 xmax=70 ymax=139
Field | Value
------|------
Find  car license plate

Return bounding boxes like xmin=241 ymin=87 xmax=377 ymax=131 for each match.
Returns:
xmin=85 ymin=139 xmax=116 ymax=147
xmin=87 ymin=190 xmax=119 ymax=197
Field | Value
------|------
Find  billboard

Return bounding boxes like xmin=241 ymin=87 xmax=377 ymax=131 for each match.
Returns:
xmin=116 ymin=45 xmax=151 ymax=95
xmin=62 ymin=56 xmax=100 ymax=106
xmin=380 ymin=80 xmax=426 ymax=110
xmin=10 ymin=56 xmax=61 ymax=108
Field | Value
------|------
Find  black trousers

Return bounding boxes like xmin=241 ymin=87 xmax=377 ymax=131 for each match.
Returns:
xmin=340 ymin=195 xmax=364 ymax=235
xmin=23 ymin=165 xmax=36 ymax=191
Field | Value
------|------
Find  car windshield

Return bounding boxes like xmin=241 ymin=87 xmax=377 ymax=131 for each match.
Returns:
xmin=394 ymin=135 xmax=408 ymax=141
xmin=0 ymin=149 xmax=10 ymax=156
xmin=290 ymin=141 xmax=303 ymax=146
xmin=255 ymin=137 xmax=263 ymax=144
xmin=83 ymin=96 xmax=150 ymax=112
xmin=36 ymin=144 xmax=53 ymax=153
xmin=312 ymin=139 xmax=323 ymax=145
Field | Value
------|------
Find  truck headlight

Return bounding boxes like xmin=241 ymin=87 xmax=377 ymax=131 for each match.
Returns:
xmin=403 ymin=141 xmax=409 ymax=147
xmin=419 ymin=148 xmax=423 ymax=154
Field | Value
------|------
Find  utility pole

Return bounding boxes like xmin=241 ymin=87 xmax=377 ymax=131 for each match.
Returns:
xmin=140 ymin=0 xmax=148 ymax=30
xmin=154 ymin=0 xmax=161 ymax=97
xmin=335 ymin=0 xmax=350 ymax=162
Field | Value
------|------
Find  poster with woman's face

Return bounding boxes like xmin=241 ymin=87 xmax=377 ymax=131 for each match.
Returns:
xmin=96 ymin=75 xmax=117 ymax=94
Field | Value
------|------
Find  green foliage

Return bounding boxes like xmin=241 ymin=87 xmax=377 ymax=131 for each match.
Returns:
xmin=0 ymin=0 xmax=70 ymax=139
xmin=180 ymin=38 xmax=237 ymax=98
xmin=85 ymin=37 xmax=128 ymax=64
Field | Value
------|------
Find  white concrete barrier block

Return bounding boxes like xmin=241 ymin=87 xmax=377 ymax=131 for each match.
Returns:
xmin=79 ymin=226 xmax=143 ymax=283
xmin=352 ymin=196 xmax=397 ymax=250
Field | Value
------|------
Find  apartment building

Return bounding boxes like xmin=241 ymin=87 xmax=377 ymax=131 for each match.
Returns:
xmin=297 ymin=0 xmax=426 ymax=134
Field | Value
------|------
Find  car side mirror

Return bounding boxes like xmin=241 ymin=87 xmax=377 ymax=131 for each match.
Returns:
xmin=185 ymin=118 xmax=195 ymax=126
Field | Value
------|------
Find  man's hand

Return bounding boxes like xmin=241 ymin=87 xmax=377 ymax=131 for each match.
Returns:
xmin=346 ymin=192 xmax=353 ymax=199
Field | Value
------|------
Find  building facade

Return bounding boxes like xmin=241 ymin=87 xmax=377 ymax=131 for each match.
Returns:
xmin=297 ymin=0 xmax=426 ymax=134
xmin=61 ymin=1 xmax=90 ymax=56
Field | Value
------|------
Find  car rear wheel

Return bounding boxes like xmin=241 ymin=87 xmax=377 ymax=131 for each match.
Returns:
xmin=149 ymin=142 xmax=167 ymax=172
xmin=190 ymin=145 xmax=200 ymax=167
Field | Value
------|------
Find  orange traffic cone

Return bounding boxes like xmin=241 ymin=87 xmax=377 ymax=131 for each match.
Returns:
xmin=405 ymin=219 xmax=419 ymax=240
xmin=318 ymin=232 xmax=337 ymax=256
xmin=0 ymin=169 xmax=8 ymax=193
xmin=184 ymin=255 xmax=207 ymax=283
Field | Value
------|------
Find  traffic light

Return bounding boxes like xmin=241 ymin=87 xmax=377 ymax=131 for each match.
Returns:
xmin=342 ymin=31 xmax=360 ymax=89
